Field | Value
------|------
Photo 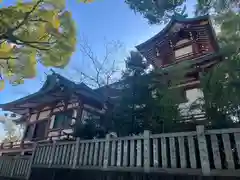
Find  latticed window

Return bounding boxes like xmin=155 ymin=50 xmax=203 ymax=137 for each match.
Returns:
xmin=53 ymin=110 xmax=73 ymax=129
xmin=24 ymin=120 xmax=48 ymax=140
xmin=24 ymin=124 xmax=35 ymax=140
xmin=33 ymin=120 xmax=47 ymax=140
xmin=81 ymin=109 xmax=100 ymax=124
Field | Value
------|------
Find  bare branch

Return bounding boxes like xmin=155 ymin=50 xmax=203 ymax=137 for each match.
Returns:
xmin=79 ymin=70 xmax=102 ymax=88
xmin=66 ymin=35 xmax=123 ymax=89
xmin=79 ymin=37 xmax=101 ymax=73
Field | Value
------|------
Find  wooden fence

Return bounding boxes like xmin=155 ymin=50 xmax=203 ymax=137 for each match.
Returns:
xmin=0 ymin=155 xmax=31 ymax=179
xmin=1 ymin=125 xmax=240 ymax=179
xmin=32 ymin=125 xmax=240 ymax=177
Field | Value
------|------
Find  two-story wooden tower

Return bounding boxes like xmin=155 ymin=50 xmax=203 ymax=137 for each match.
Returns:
xmin=136 ymin=14 xmax=223 ymax=116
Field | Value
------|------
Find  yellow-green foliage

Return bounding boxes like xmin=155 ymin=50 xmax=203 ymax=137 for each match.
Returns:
xmin=0 ymin=0 xmax=77 ymax=89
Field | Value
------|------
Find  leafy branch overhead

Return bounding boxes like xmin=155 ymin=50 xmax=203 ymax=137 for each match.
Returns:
xmin=0 ymin=0 xmax=77 ymax=89
xmin=125 ymin=0 xmax=239 ymax=24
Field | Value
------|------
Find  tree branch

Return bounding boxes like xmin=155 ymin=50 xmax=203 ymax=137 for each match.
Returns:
xmin=8 ymin=34 xmax=51 ymax=51
xmin=10 ymin=0 xmax=44 ymax=32
xmin=79 ymin=38 xmax=100 ymax=72
xmin=18 ymin=40 xmax=55 ymax=46
xmin=70 ymin=36 xmax=122 ymax=88
xmin=0 ymin=57 xmax=17 ymax=60
xmin=80 ymin=71 xmax=102 ymax=88
xmin=29 ymin=18 xmax=50 ymax=23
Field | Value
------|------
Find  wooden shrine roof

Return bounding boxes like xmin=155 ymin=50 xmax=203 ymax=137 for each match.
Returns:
xmin=135 ymin=14 xmax=220 ymax=66
xmin=0 ymin=73 xmax=105 ymax=115
xmin=136 ymin=14 xmax=211 ymax=52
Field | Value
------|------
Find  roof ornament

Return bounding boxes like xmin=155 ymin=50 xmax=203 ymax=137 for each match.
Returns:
xmin=50 ymin=68 xmax=56 ymax=74
xmin=50 ymin=68 xmax=60 ymax=83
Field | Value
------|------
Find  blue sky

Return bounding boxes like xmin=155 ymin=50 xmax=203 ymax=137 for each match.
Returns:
xmin=0 ymin=0 xmax=165 ymax=104
xmin=0 ymin=0 xmax=196 ymax=138
xmin=0 ymin=0 xmax=196 ymax=104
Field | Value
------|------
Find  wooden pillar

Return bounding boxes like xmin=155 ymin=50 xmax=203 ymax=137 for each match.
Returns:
xmin=27 ymin=143 xmax=37 ymax=180
xmin=21 ymin=121 xmax=28 ymax=142
xmin=196 ymin=125 xmax=210 ymax=175
xmin=45 ymin=107 xmax=55 ymax=139
xmin=103 ymin=134 xmax=110 ymax=168
xmin=143 ymin=130 xmax=151 ymax=172
xmin=72 ymin=137 xmax=80 ymax=168
xmin=192 ymin=41 xmax=199 ymax=55
xmin=10 ymin=157 xmax=16 ymax=177
xmin=78 ymin=100 xmax=84 ymax=123
xmin=48 ymin=141 xmax=56 ymax=168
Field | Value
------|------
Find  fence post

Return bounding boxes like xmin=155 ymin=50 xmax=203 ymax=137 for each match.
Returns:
xmin=0 ymin=156 xmax=3 ymax=172
xmin=10 ymin=157 xmax=16 ymax=177
xmin=144 ymin=130 xmax=151 ymax=173
xmin=48 ymin=141 xmax=57 ymax=168
xmin=26 ymin=143 xmax=37 ymax=180
xmin=103 ymin=134 xmax=110 ymax=169
xmin=196 ymin=125 xmax=210 ymax=175
xmin=72 ymin=138 xmax=80 ymax=169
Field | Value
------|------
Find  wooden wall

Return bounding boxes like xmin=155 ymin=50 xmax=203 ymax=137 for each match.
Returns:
xmin=22 ymin=99 xmax=105 ymax=142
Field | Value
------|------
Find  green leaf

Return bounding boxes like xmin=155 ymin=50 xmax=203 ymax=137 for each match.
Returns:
xmin=0 ymin=80 xmax=4 ymax=91
xmin=0 ymin=0 xmax=77 ymax=90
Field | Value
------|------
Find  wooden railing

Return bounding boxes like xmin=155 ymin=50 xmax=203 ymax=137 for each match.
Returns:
xmin=32 ymin=125 xmax=240 ymax=177
xmin=0 ymin=134 xmax=75 ymax=155
xmin=0 ymin=155 xmax=31 ymax=179
xmin=0 ymin=141 xmax=34 ymax=153
xmin=1 ymin=125 xmax=240 ymax=179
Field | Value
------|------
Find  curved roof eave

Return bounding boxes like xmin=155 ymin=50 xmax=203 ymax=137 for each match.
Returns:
xmin=0 ymin=73 xmax=62 ymax=109
xmin=0 ymin=80 xmax=56 ymax=110
xmin=136 ymin=14 xmax=210 ymax=51
xmin=0 ymin=74 xmax=104 ymax=111
xmin=76 ymin=83 xmax=105 ymax=104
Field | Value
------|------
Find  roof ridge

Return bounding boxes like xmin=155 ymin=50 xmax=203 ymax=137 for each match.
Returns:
xmin=136 ymin=14 xmax=210 ymax=51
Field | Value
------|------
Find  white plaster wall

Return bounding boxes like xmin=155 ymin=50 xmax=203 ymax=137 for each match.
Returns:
xmin=175 ymin=45 xmax=193 ymax=57
xmin=38 ymin=110 xmax=51 ymax=120
xmin=179 ymin=88 xmax=204 ymax=116
xmin=29 ymin=113 xmax=37 ymax=122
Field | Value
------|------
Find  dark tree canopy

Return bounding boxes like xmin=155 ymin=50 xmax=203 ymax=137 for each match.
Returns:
xmin=106 ymin=51 xmax=183 ymax=136
xmin=125 ymin=0 xmax=187 ymax=24
xmin=125 ymin=0 xmax=239 ymax=24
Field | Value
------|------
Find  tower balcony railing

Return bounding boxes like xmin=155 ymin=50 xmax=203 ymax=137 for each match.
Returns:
xmin=161 ymin=50 xmax=212 ymax=69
